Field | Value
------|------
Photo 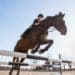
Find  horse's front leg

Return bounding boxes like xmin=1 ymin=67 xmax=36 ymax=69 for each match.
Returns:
xmin=39 ymin=39 xmax=53 ymax=54
xmin=31 ymin=44 xmax=40 ymax=54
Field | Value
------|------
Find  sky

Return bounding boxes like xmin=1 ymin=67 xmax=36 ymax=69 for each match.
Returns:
xmin=0 ymin=0 xmax=75 ymax=61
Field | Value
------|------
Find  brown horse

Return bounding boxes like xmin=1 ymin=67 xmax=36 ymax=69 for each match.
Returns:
xmin=9 ymin=12 xmax=67 ymax=75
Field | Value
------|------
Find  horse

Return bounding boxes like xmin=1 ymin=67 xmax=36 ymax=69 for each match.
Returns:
xmin=9 ymin=12 xmax=67 ymax=75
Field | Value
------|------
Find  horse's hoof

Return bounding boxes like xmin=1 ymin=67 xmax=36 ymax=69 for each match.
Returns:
xmin=31 ymin=50 xmax=36 ymax=54
xmin=16 ymin=73 xmax=19 ymax=75
xmin=9 ymin=72 xmax=12 ymax=75
xmin=39 ymin=50 xmax=45 ymax=54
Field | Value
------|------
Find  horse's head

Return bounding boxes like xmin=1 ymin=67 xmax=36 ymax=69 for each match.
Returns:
xmin=39 ymin=12 xmax=67 ymax=35
xmin=52 ymin=12 xmax=67 ymax=35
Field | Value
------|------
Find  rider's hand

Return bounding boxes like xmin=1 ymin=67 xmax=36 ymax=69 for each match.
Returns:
xmin=34 ymin=23 xmax=40 ymax=25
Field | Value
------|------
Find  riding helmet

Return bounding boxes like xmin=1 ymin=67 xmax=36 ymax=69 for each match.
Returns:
xmin=38 ymin=14 xmax=44 ymax=18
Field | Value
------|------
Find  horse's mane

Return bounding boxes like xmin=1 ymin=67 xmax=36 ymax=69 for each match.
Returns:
xmin=39 ymin=15 xmax=55 ymax=27
xmin=41 ymin=15 xmax=58 ymax=23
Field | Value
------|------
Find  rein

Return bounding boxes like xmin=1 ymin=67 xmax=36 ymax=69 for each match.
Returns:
xmin=48 ymin=27 xmax=56 ymax=32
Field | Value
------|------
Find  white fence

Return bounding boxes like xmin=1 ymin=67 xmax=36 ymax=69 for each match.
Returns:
xmin=0 ymin=50 xmax=75 ymax=70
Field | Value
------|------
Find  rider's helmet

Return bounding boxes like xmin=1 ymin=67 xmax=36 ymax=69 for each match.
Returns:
xmin=38 ymin=14 xmax=44 ymax=18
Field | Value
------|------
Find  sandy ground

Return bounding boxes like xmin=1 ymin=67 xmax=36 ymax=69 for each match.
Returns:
xmin=0 ymin=70 xmax=75 ymax=75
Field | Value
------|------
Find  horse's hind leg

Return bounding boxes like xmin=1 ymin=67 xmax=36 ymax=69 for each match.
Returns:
xmin=16 ymin=58 xmax=25 ymax=75
xmin=39 ymin=39 xmax=53 ymax=54
xmin=9 ymin=57 xmax=17 ymax=75
xmin=16 ymin=65 xmax=20 ymax=75
xmin=9 ymin=65 xmax=14 ymax=75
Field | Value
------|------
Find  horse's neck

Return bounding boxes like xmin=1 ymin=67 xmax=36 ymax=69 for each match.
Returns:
xmin=32 ymin=18 xmax=53 ymax=34
xmin=40 ymin=20 xmax=52 ymax=30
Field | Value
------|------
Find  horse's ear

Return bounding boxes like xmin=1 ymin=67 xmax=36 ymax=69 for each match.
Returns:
xmin=61 ymin=13 xmax=65 ymax=18
xmin=62 ymin=13 xmax=65 ymax=17
xmin=59 ymin=12 xmax=65 ymax=18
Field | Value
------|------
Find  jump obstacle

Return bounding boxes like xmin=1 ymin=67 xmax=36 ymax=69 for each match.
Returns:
xmin=0 ymin=50 xmax=61 ymax=68
xmin=0 ymin=50 xmax=73 ymax=63
xmin=0 ymin=50 xmax=49 ymax=66
xmin=0 ymin=50 xmax=75 ymax=75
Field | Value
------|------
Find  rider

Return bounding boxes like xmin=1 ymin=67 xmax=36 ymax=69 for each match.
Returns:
xmin=33 ymin=13 xmax=44 ymax=26
xmin=21 ymin=14 xmax=44 ymax=38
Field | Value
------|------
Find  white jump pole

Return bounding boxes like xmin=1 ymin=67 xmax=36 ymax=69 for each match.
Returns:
xmin=0 ymin=50 xmax=74 ymax=63
xmin=0 ymin=50 xmax=27 ymax=58
xmin=0 ymin=50 xmax=48 ymax=61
